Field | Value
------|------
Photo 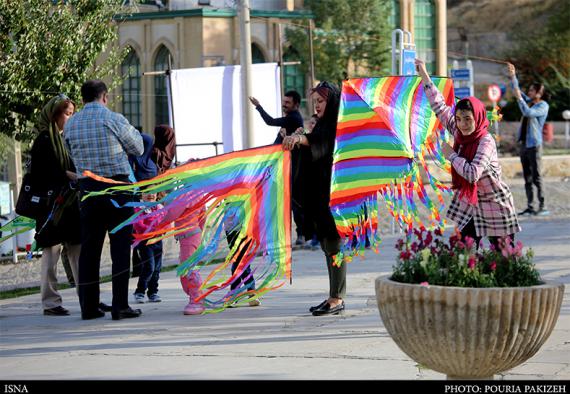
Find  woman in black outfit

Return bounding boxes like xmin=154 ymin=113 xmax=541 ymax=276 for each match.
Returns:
xmin=282 ymin=81 xmax=345 ymax=316
xmin=29 ymin=94 xmax=81 ymax=316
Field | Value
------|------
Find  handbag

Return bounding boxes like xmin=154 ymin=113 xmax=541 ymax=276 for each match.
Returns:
xmin=15 ymin=173 xmax=59 ymax=220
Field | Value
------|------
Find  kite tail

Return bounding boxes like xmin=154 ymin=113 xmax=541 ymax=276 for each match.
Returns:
xmin=82 ymin=146 xmax=291 ymax=312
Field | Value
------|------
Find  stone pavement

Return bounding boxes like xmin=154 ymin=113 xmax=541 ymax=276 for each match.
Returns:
xmin=0 ymin=217 xmax=568 ymax=380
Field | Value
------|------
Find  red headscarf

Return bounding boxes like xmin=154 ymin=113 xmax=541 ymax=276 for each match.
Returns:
xmin=451 ymin=97 xmax=489 ymax=206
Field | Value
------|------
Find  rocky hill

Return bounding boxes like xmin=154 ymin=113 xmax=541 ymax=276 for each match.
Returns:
xmin=447 ymin=0 xmax=560 ymax=58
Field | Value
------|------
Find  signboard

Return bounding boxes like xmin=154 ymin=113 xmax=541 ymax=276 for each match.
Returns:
xmin=402 ymin=49 xmax=416 ymax=76
xmin=0 ymin=181 xmax=9 ymax=216
xmin=451 ymin=69 xmax=471 ymax=80
xmin=455 ymin=87 xmax=472 ymax=98
xmin=488 ymin=84 xmax=502 ymax=102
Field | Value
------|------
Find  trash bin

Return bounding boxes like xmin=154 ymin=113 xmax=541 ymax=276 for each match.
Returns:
xmin=543 ymin=122 xmax=554 ymax=144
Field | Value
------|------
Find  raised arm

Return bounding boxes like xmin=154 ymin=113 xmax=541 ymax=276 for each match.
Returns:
xmin=507 ymin=63 xmax=530 ymax=103
xmin=415 ymin=58 xmax=457 ymax=136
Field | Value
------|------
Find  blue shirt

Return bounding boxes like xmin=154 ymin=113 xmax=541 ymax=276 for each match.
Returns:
xmin=510 ymin=76 xmax=549 ymax=148
xmin=64 ymin=102 xmax=143 ymax=178
xmin=129 ymin=133 xmax=158 ymax=181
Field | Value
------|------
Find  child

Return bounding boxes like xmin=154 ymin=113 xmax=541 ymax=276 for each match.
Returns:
xmin=225 ymin=204 xmax=260 ymax=307
xmin=415 ymin=58 xmax=521 ymax=248
xmin=133 ymin=193 xmax=163 ymax=303
xmin=159 ymin=179 xmax=206 ymax=315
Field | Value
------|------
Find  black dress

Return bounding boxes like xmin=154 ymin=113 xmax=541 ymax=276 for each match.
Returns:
xmin=300 ymin=89 xmax=341 ymax=243
xmin=29 ymin=131 xmax=81 ymax=248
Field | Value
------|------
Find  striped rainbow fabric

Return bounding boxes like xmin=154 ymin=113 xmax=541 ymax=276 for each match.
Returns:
xmin=83 ymin=144 xmax=291 ymax=312
xmin=330 ymin=76 xmax=455 ymax=262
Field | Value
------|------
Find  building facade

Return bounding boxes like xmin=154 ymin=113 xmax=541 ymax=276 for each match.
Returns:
xmin=391 ymin=0 xmax=447 ymax=76
xmin=113 ymin=0 xmax=446 ymax=133
xmin=112 ymin=0 xmax=311 ymax=133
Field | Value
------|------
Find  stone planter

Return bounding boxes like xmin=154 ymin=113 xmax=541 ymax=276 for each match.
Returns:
xmin=375 ymin=276 xmax=564 ymax=379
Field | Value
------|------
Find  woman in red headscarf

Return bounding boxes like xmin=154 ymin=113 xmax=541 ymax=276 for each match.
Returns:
xmin=415 ymin=59 xmax=520 ymax=249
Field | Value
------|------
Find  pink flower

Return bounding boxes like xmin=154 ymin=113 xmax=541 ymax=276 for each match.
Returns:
xmin=490 ymin=261 xmax=497 ymax=271
xmin=457 ymin=241 xmax=465 ymax=250
xmin=434 ymin=228 xmax=443 ymax=236
xmin=465 ymin=236 xmax=475 ymax=250
xmin=395 ymin=239 xmax=405 ymax=251
xmin=425 ymin=231 xmax=433 ymax=246
xmin=420 ymin=281 xmax=429 ymax=287
xmin=400 ymin=251 xmax=411 ymax=260
xmin=514 ymin=241 xmax=524 ymax=257
xmin=411 ymin=242 xmax=419 ymax=252
xmin=467 ymin=255 xmax=476 ymax=269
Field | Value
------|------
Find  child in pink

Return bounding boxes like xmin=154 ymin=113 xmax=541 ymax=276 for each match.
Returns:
xmin=161 ymin=195 xmax=206 ymax=315
xmin=177 ymin=223 xmax=206 ymax=315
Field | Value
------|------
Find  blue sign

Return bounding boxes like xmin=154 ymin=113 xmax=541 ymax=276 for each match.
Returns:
xmin=451 ymin=69 xmax=471 ymax=80
xmin=402 ymin=49 xmax=416 ymax=76
xmin=455 ymin=87 xmax=472 ymax=98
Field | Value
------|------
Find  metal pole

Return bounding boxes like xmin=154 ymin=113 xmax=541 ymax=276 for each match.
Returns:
xmin=166 ymin=54 xmax=178 ymax=164
xmin=238 ymin=0 xmax=254 ymax=149
xmin=308 ymin=18 xmax=316 ymax=111
xmin=276 ymin=21 xmax=284 ymax=100
xmin=564 ymin=120 xmax=570 ymax=148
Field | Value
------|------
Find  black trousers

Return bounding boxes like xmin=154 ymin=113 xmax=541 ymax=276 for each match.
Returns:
xmin=226 ymin=230 xmax=255 ymax=291
xmin=78 ymin=177 xmax=134 ymax=315
xmin=520 ymin=146 xmax=545 ymax=210
xmin=461 ymin=219 xmax=515 ymax=251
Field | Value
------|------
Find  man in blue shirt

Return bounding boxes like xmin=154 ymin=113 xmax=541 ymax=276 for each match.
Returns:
xmin=508 ymin=64 xmax=550 ymax=216
xmin=65 ymin=80 xmax=144 ymax=320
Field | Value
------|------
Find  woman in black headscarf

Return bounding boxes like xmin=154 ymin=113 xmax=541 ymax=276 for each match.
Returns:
xmin=29 ymin=94 xmax=81 ymax=316
xmin=283 ymin=81 xmax=345 ymax=316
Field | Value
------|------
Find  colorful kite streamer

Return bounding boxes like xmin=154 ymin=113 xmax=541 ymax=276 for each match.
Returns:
xmin=330 ymin=76 xmax=456 ymax=262
xmin=83 ymin=144 xmax=291 ymax=312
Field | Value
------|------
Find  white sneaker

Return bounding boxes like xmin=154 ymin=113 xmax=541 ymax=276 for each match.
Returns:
xmin=134 ymin=293 xmax=145 ymax=303
xmin=248 ymin=298 xmax=261 ymax=307
xmin=148 ymin=293 xmax=161 ymax=303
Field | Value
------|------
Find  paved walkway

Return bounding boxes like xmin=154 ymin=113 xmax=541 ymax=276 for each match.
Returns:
xmin=0 ymin=217 xmax=568 ymax=380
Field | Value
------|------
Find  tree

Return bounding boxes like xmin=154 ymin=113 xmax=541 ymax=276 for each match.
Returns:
xmin=504 ymin=5 xmax=570 ymax=121
xmin=286 ymin=0 xmax=392 ymax=86
xmin=0 ymin=0 xmax=133 ymax=143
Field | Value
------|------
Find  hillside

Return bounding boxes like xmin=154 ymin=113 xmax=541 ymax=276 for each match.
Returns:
xmin=447 ymin=0 xmax=560 ymax=57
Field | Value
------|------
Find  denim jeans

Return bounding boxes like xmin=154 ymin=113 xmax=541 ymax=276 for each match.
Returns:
xmin=135 ymin=241 xmax=163 ymax=296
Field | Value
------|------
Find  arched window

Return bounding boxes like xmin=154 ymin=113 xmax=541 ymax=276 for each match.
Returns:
xmin=283 ymin=47 xmax=306 ymax=110
xmin=121 ymin=48 xmax=142 ymax=131
xmin=251 ymin=43 xmax=265 ymax=64
xmin=154 ymin=45 xmax=171 ymax=127
xmin=414 ymin=0 xmax=436 ymax=74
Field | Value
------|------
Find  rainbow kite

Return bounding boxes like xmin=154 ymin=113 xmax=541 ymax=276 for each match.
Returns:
xmin=330 ymin=76 xmax=455 ymax=261
xmin=83 ymin=145 xmax=291 ymax=312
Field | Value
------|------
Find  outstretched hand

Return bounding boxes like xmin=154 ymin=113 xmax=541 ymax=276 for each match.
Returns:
xmin=442 ymin=141 xmax=455 ymax=159
xmin=507 ymin=63 xmax=516 ymax=78
xmin=282 ymin=135 xmax=296 ymax=151
xmin=248 ymin=96 xmax=260 ymax=107
xmin=414 ymin=58 xmax=431 ymax=85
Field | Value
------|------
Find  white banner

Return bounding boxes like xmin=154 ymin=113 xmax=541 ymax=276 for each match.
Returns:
xmin=170 ymin=63 xmax=282 ymax=162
